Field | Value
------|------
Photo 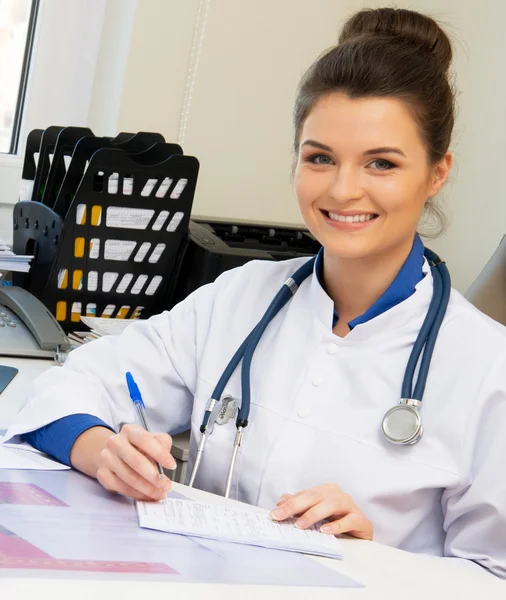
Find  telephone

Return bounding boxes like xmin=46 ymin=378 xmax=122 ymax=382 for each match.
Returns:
xmin=0 ymin=286 xmax=70 ymax=361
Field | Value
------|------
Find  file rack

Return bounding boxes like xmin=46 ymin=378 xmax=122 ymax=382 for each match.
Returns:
xmin=13 ymin=144 xmax=199 ymax=331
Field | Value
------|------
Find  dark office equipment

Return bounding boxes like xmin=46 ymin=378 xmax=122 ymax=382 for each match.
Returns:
xmin=156 ymin=219 xmax=320 ymax=312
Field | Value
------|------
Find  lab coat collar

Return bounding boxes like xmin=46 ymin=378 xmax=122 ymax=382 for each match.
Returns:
xmin=309 ymin=244 xmax=433 ymax=342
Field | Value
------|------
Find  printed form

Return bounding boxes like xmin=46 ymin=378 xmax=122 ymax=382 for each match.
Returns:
xmin=137 ymin=497 xmax=344 ymax=560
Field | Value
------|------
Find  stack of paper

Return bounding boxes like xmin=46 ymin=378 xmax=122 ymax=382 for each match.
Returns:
xmin=0 ymin=440 xmax=70 ymax=470
xmin=137 ymin=497 xmax=344 ymax=560
xmin=68 ymin=316 xmax=136 ymax=346
xmin=0 ymin=240 xmax=33 ymax=274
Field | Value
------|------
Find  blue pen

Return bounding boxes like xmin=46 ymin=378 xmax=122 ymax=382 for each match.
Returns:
xmin=125 ymin=371 xmax=164 ymax=480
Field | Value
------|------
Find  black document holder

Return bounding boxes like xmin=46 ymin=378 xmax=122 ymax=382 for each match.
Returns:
xmin=13 ymin=147 xmax=199 ymax=331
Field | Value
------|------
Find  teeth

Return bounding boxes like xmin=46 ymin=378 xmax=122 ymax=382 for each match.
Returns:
xmin=327 ymin=212 xmax=376 ymax=223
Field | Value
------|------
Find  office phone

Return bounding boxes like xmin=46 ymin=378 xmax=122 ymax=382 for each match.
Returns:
xmin=0 ymin=286 xmax=70 ymax=361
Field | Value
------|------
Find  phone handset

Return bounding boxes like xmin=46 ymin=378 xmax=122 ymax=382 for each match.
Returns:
xmin=0 ymin=286 xmax=70 ymax=361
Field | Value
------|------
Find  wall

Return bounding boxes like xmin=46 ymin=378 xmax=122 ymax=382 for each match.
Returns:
xmin=88 ymin=1 xmax=506 ymax=292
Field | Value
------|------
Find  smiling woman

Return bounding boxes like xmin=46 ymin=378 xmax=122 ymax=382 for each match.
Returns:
xmin=292 ymin=9 xmax=454 ymax=335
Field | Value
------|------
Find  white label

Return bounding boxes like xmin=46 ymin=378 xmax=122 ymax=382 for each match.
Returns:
xmin=101 ymin=305 xmax=116 ymax=317
xmin=148 ymin=243 xmax=165 ymax=263
xmin=145 ymin=275 xmax=163 ymax=296
xmin=106 ymin=207 xmax=154 ymax=230
xmin=108 ymin=173 xmax=119 ymax=194
xmin=156 ymin=177 xmax=173 ymax=198
xmin=123 ymin=177 xmax=133 ymax=196
xmin=141 ymin=178 xmax=158 ymax=197
xmin=167 ymin=211 xmax=184 ymax=232
xmin=131 ymin=274 xmax=148 ymax=295
xmin=134 ymin=242 xmax=151 ymax=262
xmin=57 ymin=269 xmax=68 ymax=289
xmin=102 ymin=272 xmax=119 ymax=292
xmin=170 ymin=178 xmax=188 ymax=199
xmin=116 ymin=273 xmax=134 ymax=294
xmin=87 ymin=271 xmax=98 ymax=291
xmin=104 ymin=239 xmax=136 ymax=261
xmin=152 ymin=210 xmax=169 ymax=231
xmin=76 ymin=204 xmax=86 ymax=225
xmin=89 ymin=239 xmax=100 ymax=259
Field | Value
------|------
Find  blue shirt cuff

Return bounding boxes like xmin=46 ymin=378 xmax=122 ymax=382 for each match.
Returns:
xmin=21 ymin=414 xmax=114 ymax=467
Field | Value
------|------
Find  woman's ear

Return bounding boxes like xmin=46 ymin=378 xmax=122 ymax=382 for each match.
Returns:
xmin=429 ymin=152 xmax=453 ymax=196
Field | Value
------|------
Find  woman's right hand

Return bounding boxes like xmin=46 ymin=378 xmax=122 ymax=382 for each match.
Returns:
xmin=96 ymin=423 xmax=177 ymax=501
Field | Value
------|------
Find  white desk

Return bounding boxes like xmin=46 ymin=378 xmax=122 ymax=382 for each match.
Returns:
xmin=1 ymin=356 xmax=504 ymax=599
xmin=0 ymin=355 xmax=54 ymax=430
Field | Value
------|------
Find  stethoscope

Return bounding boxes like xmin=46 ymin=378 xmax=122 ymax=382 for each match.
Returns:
xmin=188 ymin=247 xmax=451 ymax=498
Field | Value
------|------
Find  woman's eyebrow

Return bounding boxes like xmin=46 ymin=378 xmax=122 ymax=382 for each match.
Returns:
xmin=300 ymin=140 xmax=333 ymax=152
xmin=363 ymin=147 xmax=406 ymax=157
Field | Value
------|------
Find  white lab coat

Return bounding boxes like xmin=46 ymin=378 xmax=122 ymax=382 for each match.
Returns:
xmin=4 ymin=257 xmax=506 ymax=577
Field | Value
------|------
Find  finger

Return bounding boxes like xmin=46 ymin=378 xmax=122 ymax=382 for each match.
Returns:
xmin=153 ymin=432 xmax=174 ymax=450
xmin=107 ymin=433 xmax=168 ymax=486
xmin=295 ymin=499 xmax=349 ymax=530
xmin=122 ymin=425 xmax=177 ymax=470
xmin=270 ymin=489 xmax=321 ymax=521
xmin=97 ymin=467 xmax=161 ymax=502
xmin=320 ymin=513 xmax=373 ymax=540
xmin=101 ymin=447 xmax=170 ymax=500
xmin=276 ymin=493 xmax=294 ymax=506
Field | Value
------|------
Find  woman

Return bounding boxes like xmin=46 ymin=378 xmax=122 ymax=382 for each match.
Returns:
xmin=4 ymin=8 xmax=506 ymax=577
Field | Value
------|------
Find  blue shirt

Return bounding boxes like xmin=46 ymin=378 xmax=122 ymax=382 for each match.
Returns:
xmin=23 ymin=236 xmax=426 ymax=464
xmin=315 ymin=235 xmax=425 ymax=329
xmin=22 ymin=414 xmax=113 ymax=466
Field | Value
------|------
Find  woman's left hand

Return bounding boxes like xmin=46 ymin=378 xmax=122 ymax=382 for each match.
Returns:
xmin=270 ymin=483 xmax=373 ymax=540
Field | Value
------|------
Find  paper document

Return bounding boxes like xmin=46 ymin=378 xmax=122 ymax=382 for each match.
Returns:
xmin=0 ymin=442 xmax=70 ymax=471
xmin=137 ymin=497 xmax=344 ymax=560
xmin=0 ymin=239 xmax=33 ymax=272
xmin=80 ymin=316 xmax=135 ymax=337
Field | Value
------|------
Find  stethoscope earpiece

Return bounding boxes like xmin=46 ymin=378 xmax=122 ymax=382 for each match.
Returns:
xmin=382 ymin=399 xmax=423 ymax=445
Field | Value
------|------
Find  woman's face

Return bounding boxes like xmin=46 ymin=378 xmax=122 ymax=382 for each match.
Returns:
xmin=294 ymin=93 xmax=452 ymax=260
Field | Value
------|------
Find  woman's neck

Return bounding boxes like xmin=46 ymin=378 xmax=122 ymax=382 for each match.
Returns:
xmin=322 ymin=237 xmax=416 ymax=325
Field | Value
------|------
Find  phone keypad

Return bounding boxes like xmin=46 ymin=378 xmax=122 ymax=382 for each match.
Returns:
xmin=0 ymin=312 xmax=16 ymax=327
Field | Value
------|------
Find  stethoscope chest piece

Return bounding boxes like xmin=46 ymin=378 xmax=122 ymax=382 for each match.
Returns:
xmin=382 ymin=399 xmax=423 ymax=445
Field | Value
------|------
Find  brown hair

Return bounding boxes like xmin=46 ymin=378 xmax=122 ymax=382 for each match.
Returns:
xmin=293 ymin=8 xmax=456 ymax=234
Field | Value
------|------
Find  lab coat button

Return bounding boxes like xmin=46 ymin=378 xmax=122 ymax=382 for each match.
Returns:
xmin=297 ymin=406 xmax=310 ymax=418
xmin=327 ymin=343 xmax=338 ymax=355
xmin=311 ymin=375 xmax=323 ymax=387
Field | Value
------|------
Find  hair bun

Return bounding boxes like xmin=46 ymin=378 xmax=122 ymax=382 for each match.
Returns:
xmin=339 ymin=8 xmax=453 ymax=73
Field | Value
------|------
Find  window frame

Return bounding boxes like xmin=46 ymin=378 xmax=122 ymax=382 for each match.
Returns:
xmin=0 ymin=0 xmax=108 ymax=205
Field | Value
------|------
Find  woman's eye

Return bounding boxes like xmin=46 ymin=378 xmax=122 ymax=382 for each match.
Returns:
xmin=307 ymin=154 xmax=334 ymax=165
xmin=369 ymin=158 xmax=396 ymax=170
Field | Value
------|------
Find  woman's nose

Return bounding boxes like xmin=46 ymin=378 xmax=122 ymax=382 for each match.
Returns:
xmin=328 ymin=165 xmax=363 ymax=203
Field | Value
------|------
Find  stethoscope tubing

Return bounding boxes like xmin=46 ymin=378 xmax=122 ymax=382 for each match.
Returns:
xmin=201 ymin=247 xmax=450 ymax=430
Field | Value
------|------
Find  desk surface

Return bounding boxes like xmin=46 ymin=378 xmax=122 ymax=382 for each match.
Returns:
xmin=0 ymin=354 xmax=53 ymax=430
xmin=1 ymin=356 xmax=504 ymax=599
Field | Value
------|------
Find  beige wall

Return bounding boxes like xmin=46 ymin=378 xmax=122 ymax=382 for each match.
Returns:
xmin=115 ymin=0 xmax=506 ymax=293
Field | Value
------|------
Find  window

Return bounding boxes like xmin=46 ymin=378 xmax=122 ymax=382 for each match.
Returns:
xmin=0 ymin=0 xmax=38 ymax=154
xmin=0 ymin=0 xmax=114 ymax=209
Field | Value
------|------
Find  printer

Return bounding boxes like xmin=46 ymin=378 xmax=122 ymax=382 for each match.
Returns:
xmin=149 ymin=218 xmax=321 ymax=315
